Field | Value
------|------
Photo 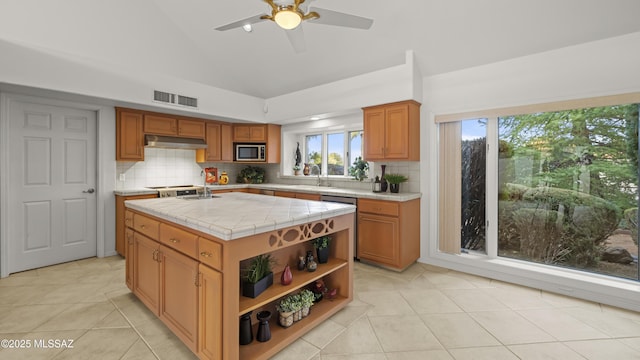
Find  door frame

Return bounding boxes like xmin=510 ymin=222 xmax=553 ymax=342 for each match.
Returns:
xmin=0 ymin=92 xmax=108 ymax=277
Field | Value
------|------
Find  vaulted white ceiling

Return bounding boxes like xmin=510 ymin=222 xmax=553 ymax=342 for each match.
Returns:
xmin=2 ymin=0 xmax=640 ymax=99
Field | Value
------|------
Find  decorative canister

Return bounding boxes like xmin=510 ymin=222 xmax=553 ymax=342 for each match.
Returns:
xmin=219 ymin=171 xmax=229 ymax=185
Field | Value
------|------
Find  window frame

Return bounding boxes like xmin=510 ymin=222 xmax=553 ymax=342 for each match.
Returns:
xmin=298 ymin=127 xmax=363 ymax=177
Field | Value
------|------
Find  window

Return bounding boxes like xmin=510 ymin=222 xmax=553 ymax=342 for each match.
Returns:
xmin=300 ymin=129 xmax=363 ymax=176
xmin=438 ymin=94 xmax=640 ymax=282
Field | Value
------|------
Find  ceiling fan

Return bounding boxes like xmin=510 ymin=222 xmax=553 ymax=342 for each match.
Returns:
xmin=214 ymin=0 xmax=374 ymax=53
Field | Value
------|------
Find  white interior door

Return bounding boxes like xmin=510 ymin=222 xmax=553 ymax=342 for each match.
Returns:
xmin=7 ymin=98 xmax=97 ymax=273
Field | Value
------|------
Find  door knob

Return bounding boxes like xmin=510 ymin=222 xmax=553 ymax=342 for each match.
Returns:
xmin=83 ymin=188 xmax=95 ymax=194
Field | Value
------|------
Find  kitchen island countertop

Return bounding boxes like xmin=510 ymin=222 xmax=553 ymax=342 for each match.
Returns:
xmin=125 ymin=192 xmax=355 ymax=240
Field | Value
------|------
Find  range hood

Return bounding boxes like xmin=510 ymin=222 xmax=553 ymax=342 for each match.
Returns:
xmin=144 ymin=135 xmax=207 ymax=150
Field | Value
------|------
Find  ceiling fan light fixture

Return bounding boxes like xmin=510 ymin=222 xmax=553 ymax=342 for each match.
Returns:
xmin=242 ymin=24 xmax=253 ymax=32
xmin=274 ymin=9 xmax=302 ymax=30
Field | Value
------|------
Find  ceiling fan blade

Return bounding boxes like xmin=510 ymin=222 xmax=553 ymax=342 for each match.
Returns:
xmin=285 ymin=26 xmax=306 ymax=53
xmin=307 ymin=7 xmax=373 ymax=29
xmin=214 ymin=14 xmax=267 ymax=31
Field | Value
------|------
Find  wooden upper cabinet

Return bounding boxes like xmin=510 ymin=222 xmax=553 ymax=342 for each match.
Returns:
xmin=178 ymin=119 xmax=205 ymax=138
xmin=197 ymin=122 xmax=233 ymax=163
xmin=144 ymin=114 xmax=204 ymax=139
xmin=362 ymin=100 xmax=421 ymax=161
xmin=233 ymin=124 xmax=266 ymax=142
xmin=144 ymin=114 xmax=177 ymax=135
xmin=116 ymin=108 xmax=144 ymax=161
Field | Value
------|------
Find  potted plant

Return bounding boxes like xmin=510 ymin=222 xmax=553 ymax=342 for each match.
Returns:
xmin=237 ymin=165 xmax=265 ymax=184
xmin=348 ymin=156 xmax=369 ymax=181
xmin=277 ymin=293 xmax=302 ymax=327
xmin=241 ymin=254 xmax=275 ymax=298
xmin=383 ymin=173 xmax=408 ymax=193
xmin=299 ymin=289 xmax=315 ymax=318
xmin=312 ymin=235 xmax=331 ymax=264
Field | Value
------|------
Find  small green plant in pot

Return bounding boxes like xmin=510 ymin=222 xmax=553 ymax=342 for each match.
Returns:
xmin=299 ymin=289 xmax=315 ymax=318
xmin=277 ymin=293 xmax=302 ymax=327
xmin=383 ymin=173 xmax=408 ymax=193
xmin=241 ymin=254 xmax=275 ymax=298
xmin=312 ymin=235 xmax=331 ymax=264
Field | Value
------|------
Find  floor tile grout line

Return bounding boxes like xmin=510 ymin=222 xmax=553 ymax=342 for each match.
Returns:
xmin=108 ymin=297 xmax=161 ymax=360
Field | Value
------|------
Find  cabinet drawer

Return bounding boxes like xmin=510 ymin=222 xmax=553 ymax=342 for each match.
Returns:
xmin=358 ymin=199 xmax=399 ymax=217
xmin=125 ymin=210 xmax=134 ymax=229
xmin=133 ymin=213 xmax=160 ymax=240
xmin=160 ymin=223 xmax=199 ymax=258
xmin=198 ymin=238 xmax=222 ymax=271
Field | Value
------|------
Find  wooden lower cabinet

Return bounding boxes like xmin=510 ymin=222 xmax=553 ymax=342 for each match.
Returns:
xmin=274 ymin=191 xmax=321 ymax=201
xmin=160 ymin=246 xmax=199 ymax=353
xmin=116 ymin=194 xmax=157 ymax=256
xmin=357 ymin=198 xmax=420 ymax=270
xmin=133 ymin=232 xmax=161 ymax=313
xmin=198 ymin=264 xmax=222 ymax=360
xmin=125 ymin=228 xmax=135 ymax=290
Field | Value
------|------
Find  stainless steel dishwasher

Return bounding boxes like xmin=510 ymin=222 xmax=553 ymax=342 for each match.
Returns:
xmin=320 ymin=195 xmax=358 ymax=260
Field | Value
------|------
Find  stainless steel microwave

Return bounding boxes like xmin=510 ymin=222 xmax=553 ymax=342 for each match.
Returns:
xmin=235 ymin=143 xmax=266 ymax=161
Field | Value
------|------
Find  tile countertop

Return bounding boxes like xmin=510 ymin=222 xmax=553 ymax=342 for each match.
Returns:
xmin=124 ymin=192 xmax=356 ymax=241
xmin=115 ymin=184 xmax=422 ymax=201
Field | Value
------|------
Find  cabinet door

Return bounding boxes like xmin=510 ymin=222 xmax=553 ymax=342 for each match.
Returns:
xmin=233 ymin=125 xmax=266 ymax=142
xmin=220 ymin=124 xmax=233 ymax=161
xmin=363 ymin=108 xmax=386 ymax=160
xmin=134 ymin=233 xmax=161 ymax=314
xmin=116 ymin=109 xmax=144 ymax=161
xmin=117 ymin=195 xmax=156 ymax=256
xmin=198 ymin=264 xmax=222 ymax=360
xmin=357 ymin=213 xmax=400 ymax=267
xmin=178 ymin=119 xmax=205 ymax=138
xmin=144 ymin=114 xmax=177 ymax=135
xmin=125 ymin=228 xmax=135 ymax=290
xmin=160 ymin=246 xmax=199 ymax=353
xmin=384 ymin=104 xmax=410 ymax=159
xmin=204 ymin=122 xmax=222 ymax=161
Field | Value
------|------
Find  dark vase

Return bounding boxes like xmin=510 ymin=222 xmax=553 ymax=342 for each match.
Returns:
xmin=389 ymin=183 xmax=400 ymax=193
xmin=297 ymin=256 xmax=306 ymax=271
xmin=242 ymin=272 xmax=273 ymax=298
xmin=280 ymin=265 xmax=293 ymax=285
xmin=316 ymin=246 xmax=329 ymax=264
xmin=380 ymin=165 xmax=388 ymax=192
xmin=239 ymin=311 xmax=253 ymax=345
xmin=256 ymin=311 xmax=272 ymax=342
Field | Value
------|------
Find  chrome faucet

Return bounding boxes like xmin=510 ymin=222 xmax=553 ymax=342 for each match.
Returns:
xmin=311 ymin=164 xmax=321 ymax=186
xmin=200 ymin=170 xmax=210 ymax=198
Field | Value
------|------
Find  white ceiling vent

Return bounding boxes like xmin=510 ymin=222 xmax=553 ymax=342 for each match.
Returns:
xmin=153 ymin=90 xmax=198 ymax=109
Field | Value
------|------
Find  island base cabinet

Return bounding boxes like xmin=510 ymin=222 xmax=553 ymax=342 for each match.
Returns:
xmin=160 ymin=246 xmax=199 ymax=354
xmin=133 ymin=232 xmax=160 ymax=314
xmin=198 ymin=264 xmax=222 ymax=360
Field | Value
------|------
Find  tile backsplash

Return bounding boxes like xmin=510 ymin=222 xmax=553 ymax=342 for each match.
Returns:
xmin=116 ymin=148 xmax=420 ymax=194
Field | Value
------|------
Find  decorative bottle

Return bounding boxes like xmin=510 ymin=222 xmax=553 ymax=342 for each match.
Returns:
xmin=380 ymin=164 xmax=388 ymax=192
xmin=306 ymin=254 xmax=317 ymax=272
xmin=297 ymin=256 xmax=306 ymax=271
xmin=280 ymin=264 xmax=293 ymax=285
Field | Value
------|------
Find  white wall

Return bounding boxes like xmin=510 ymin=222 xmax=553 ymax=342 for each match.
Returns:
xmin=421 ymin=31 xmax=640 ymax=311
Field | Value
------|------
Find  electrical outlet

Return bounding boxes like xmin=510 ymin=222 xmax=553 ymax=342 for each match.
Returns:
xmin=119 ymin=173 xmax=126 ymax=181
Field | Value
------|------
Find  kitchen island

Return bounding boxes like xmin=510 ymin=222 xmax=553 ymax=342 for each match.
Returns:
xmin=124 ymin=192 xmax=355 ymax=360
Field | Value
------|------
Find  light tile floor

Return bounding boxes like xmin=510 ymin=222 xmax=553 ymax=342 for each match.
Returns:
xmin=1 ymin=256 xmax=640 ymax=359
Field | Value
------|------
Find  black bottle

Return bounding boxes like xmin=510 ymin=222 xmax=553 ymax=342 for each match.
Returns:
xmin=239 ymin=311 xmax=253 ymax=345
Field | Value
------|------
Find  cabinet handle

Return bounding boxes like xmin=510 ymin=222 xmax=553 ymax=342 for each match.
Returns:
xmin=156 ymin=251 xmax=162 ymax=263
xmin=170 ymin=238 xmax=180 ymax=243
xmin=140 ymin=224 xmax=146 ymax=229
xmin=152 ymin=249 xmax=158 ymax=261
xmin=200 ymin=251 xmax=212 ymax=258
